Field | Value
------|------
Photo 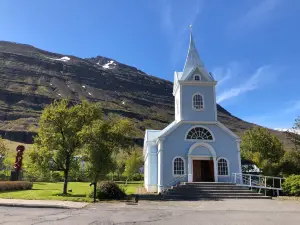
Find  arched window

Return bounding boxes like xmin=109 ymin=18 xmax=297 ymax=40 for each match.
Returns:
xmin=218 ymin=158 xmax=229 ymax=176
xmin=186 ymin=127 xmax=214 ymax=140
xmin=192 ymin=93 xmax=204 ymax=110
xmin=173 ymin=157 xmax=185 ymax=176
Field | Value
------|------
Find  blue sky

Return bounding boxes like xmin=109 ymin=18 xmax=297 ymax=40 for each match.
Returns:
xmin=0 ymin=0 xmax=299 ymax=129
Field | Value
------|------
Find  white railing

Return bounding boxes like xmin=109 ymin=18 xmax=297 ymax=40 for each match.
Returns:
xmin=161 ymin=174 xmax=187 ymax=193
xmin=232 ymin=173 xmax=285 ymax=196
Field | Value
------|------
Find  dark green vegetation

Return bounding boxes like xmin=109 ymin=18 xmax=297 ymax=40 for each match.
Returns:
xmin=0 ymin=181 xmax=32 ymax=191
xmin=0 ymin=41 xmax=292 ymax=148
xmin=88 ymin=181 xmax=126 ymax=200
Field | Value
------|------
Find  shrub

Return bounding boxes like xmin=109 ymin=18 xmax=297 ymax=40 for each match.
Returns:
xmin=88 ymin=181 xmax=126 ymax=200
xmin=51 ymin=171 xmax=64 ymax=182
xmin=131 ymin=173 xmax=144 ymax=181
xmin=0 ymin=181 xmax=33 ymax=191
xmin=282 ymin=175 xmax=300 ymax=196
xmin=0 ymin=172 xmax=10 ymax=181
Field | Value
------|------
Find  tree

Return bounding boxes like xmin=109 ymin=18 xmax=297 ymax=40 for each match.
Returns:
xmin=124 ymin=148 xmax=143 ymax=182
xmin=287 ymin=116 xmax=300 ymax=151
xmin=280 ymin=149 xmax=300 ymax=176
xmin=0 ymin=137 xmax=8 ymax=170
xmin=81 ymin=116 xmax=135 ymax=182
xmin=30 ymin=100 xmax=102 ymax=194
xmin=241 ymin=127 xmax=285 ymax=176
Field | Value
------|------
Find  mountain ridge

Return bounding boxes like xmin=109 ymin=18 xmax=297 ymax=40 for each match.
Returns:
xmin=0 ymin=41 xmax=292 ymax=149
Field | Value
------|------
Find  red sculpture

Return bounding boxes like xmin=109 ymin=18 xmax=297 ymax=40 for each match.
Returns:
xmin=14 ymin=145 xmax=25 ymax=172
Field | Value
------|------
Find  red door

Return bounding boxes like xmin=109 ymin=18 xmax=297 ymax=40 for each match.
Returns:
xmin=193 ymin=160 xmax=201 ymax=182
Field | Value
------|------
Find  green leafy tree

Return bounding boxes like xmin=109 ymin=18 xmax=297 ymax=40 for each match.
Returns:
xmin=81 ymin=116 xmax=134 ymax=182
xmin=280 ymin=149 xmax=300 ymax=176
xmin=0 ymin=137 xmax=8 ymax=170
xmin=111 ymin=150 xmax=127 ymax=180
xmin=124 ymin=148 xmax=143 ymax=182
xmin=30 ymin=99 xmax=102 ymax=194
xmin=287 ymin=116 xmax=300 ymax=151
xmin=241 ymin=127 xmax=285 ymax=176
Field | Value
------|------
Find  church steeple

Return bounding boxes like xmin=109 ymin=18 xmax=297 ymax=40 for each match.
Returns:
xmin=182 ymin=25 xmax=204 ymax=79
xmin=173 ymin=25 xmax=215 ymax=95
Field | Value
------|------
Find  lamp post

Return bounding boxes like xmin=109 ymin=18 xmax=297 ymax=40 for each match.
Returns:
xmin=89 ymin=182 xmax=97 ymax=203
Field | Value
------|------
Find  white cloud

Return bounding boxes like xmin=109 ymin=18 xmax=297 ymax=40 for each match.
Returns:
xmin=230 ymin=0 xmax=282 ymax=33
xmin=160 ymin=0 xmax=174 ymax=33
xmin=216 ymin=65 xmax=271 ymax=103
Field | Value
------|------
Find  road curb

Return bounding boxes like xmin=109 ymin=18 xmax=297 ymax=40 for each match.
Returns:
xmin=0 ymin=202 xmax=89 ymax=209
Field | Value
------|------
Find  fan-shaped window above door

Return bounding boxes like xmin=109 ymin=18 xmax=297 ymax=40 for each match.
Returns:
xmin=185 ymin=127 xmax=214 ymax=141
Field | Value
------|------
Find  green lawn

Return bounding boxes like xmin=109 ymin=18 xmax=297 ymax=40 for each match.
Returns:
xmin=0 ymin=182 xmax=144 ymax=202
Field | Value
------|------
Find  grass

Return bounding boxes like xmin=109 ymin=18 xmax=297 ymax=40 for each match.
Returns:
xmin=0 ymin=181 xmax=144 ymax=202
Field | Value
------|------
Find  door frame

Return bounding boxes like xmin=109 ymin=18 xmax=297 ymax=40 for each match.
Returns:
xmin=191 ymin=157 xmax=216 ymax=182
xmin=187 ymin=143 xmax=218 ymax=182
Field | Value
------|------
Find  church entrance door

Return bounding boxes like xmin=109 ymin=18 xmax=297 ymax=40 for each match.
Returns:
xmin=192 ymin=160 xmax=215 ymax=182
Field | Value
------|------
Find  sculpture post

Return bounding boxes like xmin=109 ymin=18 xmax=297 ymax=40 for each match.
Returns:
xmin=10 ymin=145 xmax=25 ymax=181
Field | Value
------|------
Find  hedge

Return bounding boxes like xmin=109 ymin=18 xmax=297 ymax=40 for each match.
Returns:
xmin=282 ymin=175 xmax=300 ymax=196
xmin=88 ymin=181 xmax=126 ymax=200
xmin=0 ymin=181 xmax=33 ymax=191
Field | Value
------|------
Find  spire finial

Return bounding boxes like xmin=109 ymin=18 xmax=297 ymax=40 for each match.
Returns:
xmin=189 ymin=24 xmax=192 ymax=33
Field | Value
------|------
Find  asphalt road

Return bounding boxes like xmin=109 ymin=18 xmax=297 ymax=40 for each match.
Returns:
xmin=0 ymin=199 xmax=300 ymax=225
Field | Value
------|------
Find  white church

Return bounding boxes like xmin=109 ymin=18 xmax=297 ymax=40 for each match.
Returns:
xmin=143 ymin=29 xmax=242 ymax=193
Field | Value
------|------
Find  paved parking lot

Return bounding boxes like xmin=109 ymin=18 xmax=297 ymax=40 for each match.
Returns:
xmin=0 ymin=199 xmax=300 ymax=224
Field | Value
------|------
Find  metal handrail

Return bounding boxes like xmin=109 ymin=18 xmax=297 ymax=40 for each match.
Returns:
xmin=232 ymin=173 xmax=285 ymax=196
xmin=161 ymin=174 xmax=187 ymax=193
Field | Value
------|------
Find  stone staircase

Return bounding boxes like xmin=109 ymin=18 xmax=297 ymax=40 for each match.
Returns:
xmin=162 ymin=182 xmax=271 ymax=200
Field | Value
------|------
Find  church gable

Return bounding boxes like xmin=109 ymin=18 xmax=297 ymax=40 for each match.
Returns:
xmin=185 ymin=67 xmax=210 ymax=82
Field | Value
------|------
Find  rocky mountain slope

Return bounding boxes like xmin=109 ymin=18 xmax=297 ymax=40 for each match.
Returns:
xmin=0 ymin=41 xmax=292 ymax=148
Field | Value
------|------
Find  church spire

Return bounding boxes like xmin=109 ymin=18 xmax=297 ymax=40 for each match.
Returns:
xmin=182 ymin=25 xmax=204 ymax=79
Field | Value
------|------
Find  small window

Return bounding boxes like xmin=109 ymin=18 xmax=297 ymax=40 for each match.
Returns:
xmin=193 ymin=94 xmax=204 ymax=110
xmin=194 ymin=75 xmax=200 ymax=81
xmin=173 ymin=157 xmax=185 ymax=176
xmin=218 ymin=158 xmax=229 ymax=176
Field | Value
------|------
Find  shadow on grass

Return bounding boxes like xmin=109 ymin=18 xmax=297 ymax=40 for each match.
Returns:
xmin=52 ymin=193 xmax=87 ymax=198
xmin=0 ymin=189 xmax=33 ymax=194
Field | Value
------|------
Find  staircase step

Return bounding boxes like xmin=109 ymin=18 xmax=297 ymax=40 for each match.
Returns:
xmin=181 ymin=184 xmax=238 ymax=187
xmin=167 ymin=189 xmax=255 ymax=193
xmin=184 ymin=182 xmax=234 ymax=185
xmin=162 ymin=182 xmax=272 ymax=200
xmin=163 ymin=196 xmax=272 ymax=200
xmin=176 ymin=186 xmax=249 ymax=190
xmin=165 ymin=193 xmax=264 ymax=197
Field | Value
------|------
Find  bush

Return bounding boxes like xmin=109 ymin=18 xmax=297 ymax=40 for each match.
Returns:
xmin=51 ymin=171 xmax=64 ymax=182
xmin=131 ymin=173 xmax=144 ymax=181
xmin=0 ymin=181 xmax=33 ymax=191
xmin=282 ymin=175 xmax=300 ymax=196
xmin=69 ymin=169 xmax=89 ymax=182
xmin=88 ymin=181 xmax=126 ymax=200
xmin=0 ymin=172 xmax=10 ymax=181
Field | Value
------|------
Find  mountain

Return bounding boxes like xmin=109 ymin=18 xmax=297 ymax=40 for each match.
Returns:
xmin=275 ymin=128 xmax=300 ymax=135
xmin=0 ymin=41 xmax=293 ymax=148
